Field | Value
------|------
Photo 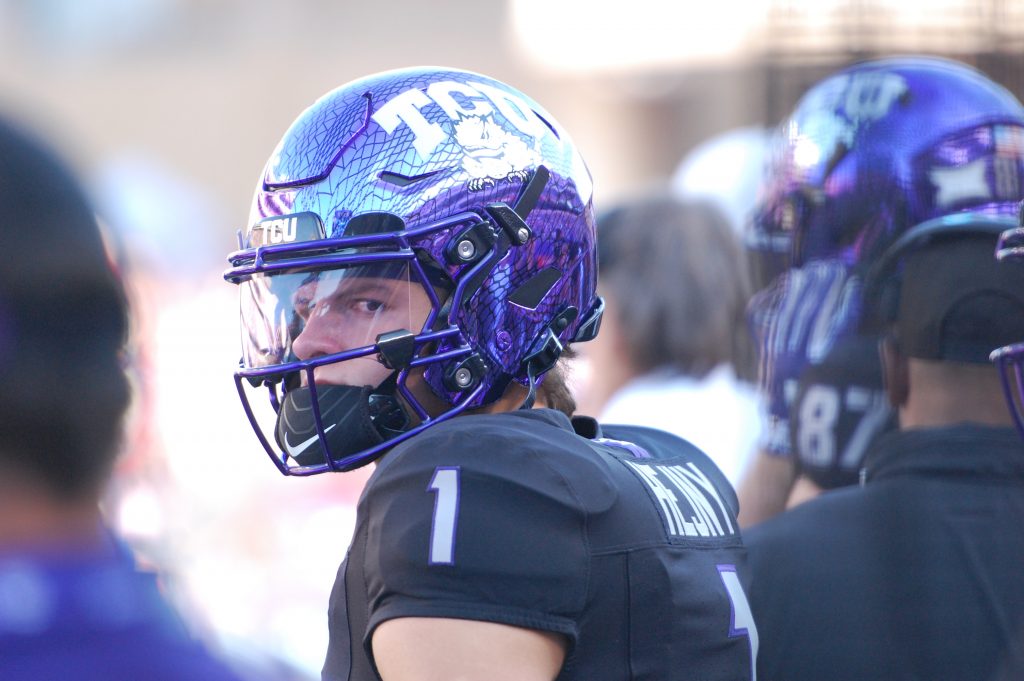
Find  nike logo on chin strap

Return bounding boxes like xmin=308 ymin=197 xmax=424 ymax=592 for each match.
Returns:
xmin=285 ymin=424 xmax=337 ymax=458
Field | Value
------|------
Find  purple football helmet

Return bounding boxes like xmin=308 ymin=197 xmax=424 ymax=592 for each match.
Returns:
xmin=753 ymin=56 xmax=1024 ymax=272
xmin=749 ymin=56 xmax=1024 ymax=451
xmin=225 ymin=67 xmax=602 ymax=475
xmin=992 ymin=222 xmax=1024 ymax=436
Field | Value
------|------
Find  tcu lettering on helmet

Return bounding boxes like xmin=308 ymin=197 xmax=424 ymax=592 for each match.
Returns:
xmin=371 ymin=80 xmax=550 ymax=161
xmin=225 ymin=67 xmax=602 ymax=475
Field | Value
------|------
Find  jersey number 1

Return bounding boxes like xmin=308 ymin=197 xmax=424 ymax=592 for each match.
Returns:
xmin=427 ymin=467 xmax=460 ymax=565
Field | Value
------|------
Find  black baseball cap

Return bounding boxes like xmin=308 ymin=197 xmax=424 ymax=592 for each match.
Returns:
xmin=896 ymin=232 xmax=1024 ymax=362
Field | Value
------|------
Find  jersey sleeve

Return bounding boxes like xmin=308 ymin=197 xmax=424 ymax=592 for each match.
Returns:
xmin=359 ymin=419 xmax=592 ymax=648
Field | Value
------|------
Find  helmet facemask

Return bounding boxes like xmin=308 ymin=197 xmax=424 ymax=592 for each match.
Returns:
xmin=228 ymin=212 xmax=485 ymax=475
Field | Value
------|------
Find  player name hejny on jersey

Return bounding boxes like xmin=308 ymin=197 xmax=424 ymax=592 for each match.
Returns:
xmin=626 ymin=461 xmax=737 ymax=538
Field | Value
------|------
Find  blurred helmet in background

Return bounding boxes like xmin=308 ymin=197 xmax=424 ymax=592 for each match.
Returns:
xmin=753 ymin=55 xmax=1024 ymax=275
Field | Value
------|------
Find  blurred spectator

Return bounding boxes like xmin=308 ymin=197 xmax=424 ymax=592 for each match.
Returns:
xmin=671 ymin=126 xmax=771 ymax=241
xmin=746 ymin=227 xmax=1024 ymax=681
xmin=0 ymin=115 xmax=244 ymax=681
xmin=672 ymin=126 xmax=783 ymax=317
xmin=576 ymin=193 xmax=761 ymax=485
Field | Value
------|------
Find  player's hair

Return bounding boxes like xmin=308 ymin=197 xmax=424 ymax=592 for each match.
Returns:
xmin=537 ymin=354 xmax=577 ymax=418
xmin=598 ymin=194 xmax=756 ymax=381
xmin=0 ymin=118 xmax=131 ymax=500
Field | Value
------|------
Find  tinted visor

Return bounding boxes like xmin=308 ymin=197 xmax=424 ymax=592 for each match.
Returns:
xmin=239 ymin=260 xmax=436 ymax=374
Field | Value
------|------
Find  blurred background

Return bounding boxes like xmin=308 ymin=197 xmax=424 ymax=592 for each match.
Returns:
xmin=1 ymin=0 xmax=1022 ymax=677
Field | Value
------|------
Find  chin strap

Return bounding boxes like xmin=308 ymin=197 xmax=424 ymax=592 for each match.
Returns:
xmin=517 ymin=298 xmax=606 ymax=411
xmin=518 ymin=321 xmax=567 ymax=411
xmin=368 ymin=371 xmax=410 ymax=437
xmin=519 ymin=358 xmax=543 ymax=411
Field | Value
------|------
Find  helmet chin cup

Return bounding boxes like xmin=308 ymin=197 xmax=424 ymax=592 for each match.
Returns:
xmin=275 ymin=385 xmax=388 ymax=470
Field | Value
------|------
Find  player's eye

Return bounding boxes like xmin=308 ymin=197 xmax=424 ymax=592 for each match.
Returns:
xmin=294 ymin=295 xmax=313 ymax=321
xmin=354 ymin=299 xmax=386 ymax=314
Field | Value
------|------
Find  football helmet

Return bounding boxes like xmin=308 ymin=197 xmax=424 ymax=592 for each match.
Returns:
xmin=225 ymin=67 xmax=602 ymax=475
xmin=749 ymin=56 xmax=1024 ymax=450
xmin=753 ymin=56 xmax=1024 ymax=271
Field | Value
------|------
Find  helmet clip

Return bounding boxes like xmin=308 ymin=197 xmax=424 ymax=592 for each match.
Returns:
xmin=376 ymin=329 xmax=417 ymax=370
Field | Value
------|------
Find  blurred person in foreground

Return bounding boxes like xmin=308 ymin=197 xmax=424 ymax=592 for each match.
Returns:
xmin=0 ymin=119 xmax=244 ymax=679
xmin=578 ymin=193 xmax=761 ymax=486
xmin=738 ymin=56 xmax=1024 ymax=524
xmin=224 ymin=67 xmax=758 ymax=681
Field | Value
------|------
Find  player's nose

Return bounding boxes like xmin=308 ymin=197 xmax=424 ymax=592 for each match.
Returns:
xmin=293 ymin=312 xmax=343 ymax=361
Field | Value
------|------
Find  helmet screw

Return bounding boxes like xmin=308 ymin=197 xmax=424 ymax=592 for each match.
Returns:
xmin=516 ymin=227 xmax=530 ymax=244
xmin=454 ymin=367 xmax=474 ymax=388
xmin=457 ymin=239 xmax=476 ymax=261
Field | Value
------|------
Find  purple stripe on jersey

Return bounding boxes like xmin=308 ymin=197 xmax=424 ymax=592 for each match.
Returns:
xmin=717 ymin=563 xmax=759 ymax=681
xmin=594 ymin=437 xmax=651 ymax=458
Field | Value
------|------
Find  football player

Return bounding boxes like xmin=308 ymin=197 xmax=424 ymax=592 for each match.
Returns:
xmin=0 ymin=117 xmax=244 ymax=680
xmin=739 ymin=54 xmax=1024 ymax=523
xmin=225 ymin=67 xmax=758 ymax=681
xmin=743 ymin=56 xmax=1024 ymax=681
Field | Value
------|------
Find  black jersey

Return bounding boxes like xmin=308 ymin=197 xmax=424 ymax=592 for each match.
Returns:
xmin=790 ymin=334 xmax=895 ymax=489
xmin=323 ymin=408 xmax=757 ymax=680
xmin=748 ymin=425 xmax=1024 ymax=681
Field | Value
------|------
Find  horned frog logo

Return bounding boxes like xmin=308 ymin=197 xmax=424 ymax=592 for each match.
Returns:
xmin=794 ymin=72 xmax=908 ymax=173
xmin=453 ymin=113 xmax=541 ymax=192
